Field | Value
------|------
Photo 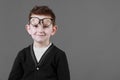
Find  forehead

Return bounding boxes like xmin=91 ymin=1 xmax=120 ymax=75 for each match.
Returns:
xmin=31 ymin=14 xmax=52 ymax=19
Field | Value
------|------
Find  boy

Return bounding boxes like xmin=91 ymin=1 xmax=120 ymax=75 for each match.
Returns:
xmin=8 ymin=5 xmax=70 ymax=80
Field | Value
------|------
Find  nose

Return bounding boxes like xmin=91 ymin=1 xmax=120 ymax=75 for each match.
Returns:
xmin=37 ymin=24 xmax=44 ymax=32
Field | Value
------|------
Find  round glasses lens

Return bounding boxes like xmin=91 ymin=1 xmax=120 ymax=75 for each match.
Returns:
xmin=43 ymin=19 xmax=52 ymax=26
xmin=30 ymin=18 xmax=39 ymax=25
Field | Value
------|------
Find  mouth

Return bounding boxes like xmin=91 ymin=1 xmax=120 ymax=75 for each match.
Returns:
xmin=37 ymin=34 xmax=45 ymax=36
xmin=35 ymin=33 xmax=46 ymax=37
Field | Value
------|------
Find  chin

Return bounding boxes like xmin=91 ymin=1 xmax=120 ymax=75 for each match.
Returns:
xmin=36 ymin=40 xmax=44 ymax=43
xmin=34 ymin=38 xmax=48 ymax=43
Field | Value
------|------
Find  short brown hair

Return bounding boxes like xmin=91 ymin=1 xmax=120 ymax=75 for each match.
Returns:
xmin=29 ymin=5 xmax=56 ymax=25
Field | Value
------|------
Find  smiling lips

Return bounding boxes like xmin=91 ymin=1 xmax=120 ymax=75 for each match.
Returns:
xmin=35 ymin=33 xmax=46 ymax=36
xmin=36 ymin=34 xmax=46 ymax=37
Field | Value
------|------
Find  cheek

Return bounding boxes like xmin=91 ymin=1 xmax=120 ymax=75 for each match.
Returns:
xmin=45 ymin=29 xmax=54 ymax=35
xmin=29 ymin=28 xmax=36 ymax=35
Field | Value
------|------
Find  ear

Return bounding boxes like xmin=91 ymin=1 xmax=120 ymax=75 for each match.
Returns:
xmin=25 ymin=24 xmax=31 ymax=35
xmin=51 ymin=25 xmax=58 ymax=36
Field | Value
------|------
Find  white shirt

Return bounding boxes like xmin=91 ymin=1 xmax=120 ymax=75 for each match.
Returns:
xmin=33 ymin=43 xmax=52 ymax=62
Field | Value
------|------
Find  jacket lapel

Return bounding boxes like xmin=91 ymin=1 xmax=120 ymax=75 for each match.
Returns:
xmin=30 ymin=44 xmax=55 ymax=67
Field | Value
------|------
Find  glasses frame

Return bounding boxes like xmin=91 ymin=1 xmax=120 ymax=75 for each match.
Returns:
xmin=29 ymin=17 xmax=54 ymax=27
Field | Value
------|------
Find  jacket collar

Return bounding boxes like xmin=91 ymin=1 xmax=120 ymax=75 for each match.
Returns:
xmin=30 ymin=43 xmax=54 ymax=67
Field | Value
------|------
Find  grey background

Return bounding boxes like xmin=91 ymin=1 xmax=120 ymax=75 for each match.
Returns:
xmin=0 ymin=0 xmax=120 ymax=80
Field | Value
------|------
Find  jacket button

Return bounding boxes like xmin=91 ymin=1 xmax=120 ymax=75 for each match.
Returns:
xmin=36 ymin=67 xmax=39 ymax=70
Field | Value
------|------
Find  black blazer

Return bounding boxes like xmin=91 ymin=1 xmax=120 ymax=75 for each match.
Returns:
xmin=8 ymin=44 xmax=70 ymax=80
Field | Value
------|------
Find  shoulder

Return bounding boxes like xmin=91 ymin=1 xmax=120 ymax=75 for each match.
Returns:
xmin=16 ymin=44 xmax=31 ymax=60
xmin=52 ymin=44 xmax=65 ymax=54
xmin=52 ymin=43 xmax=64 ymax=53
xmin=18 ymin=45 xmax=31 ymax=55
xmin=52 ymin=44 xmax=67 ymax=58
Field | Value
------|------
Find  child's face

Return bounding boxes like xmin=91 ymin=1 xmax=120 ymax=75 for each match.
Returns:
xmin=26 ymin=14 xmax=57 ymax=44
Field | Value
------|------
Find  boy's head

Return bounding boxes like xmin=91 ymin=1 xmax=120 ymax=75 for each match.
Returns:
xmin=26 ymin=5 xmax=57 ymax=45
xmin=28 ymin=5 xmax=56 ymax=25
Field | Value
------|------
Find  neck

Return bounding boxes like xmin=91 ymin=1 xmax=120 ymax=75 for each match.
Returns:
xmin=33 ymin=41 xmax=50 ymax=48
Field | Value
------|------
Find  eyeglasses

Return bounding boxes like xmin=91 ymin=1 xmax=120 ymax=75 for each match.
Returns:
xmin=30 ymin=17 xmax=53 ymax=27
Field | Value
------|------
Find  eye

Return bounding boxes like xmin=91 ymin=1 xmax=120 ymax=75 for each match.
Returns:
xmin=33 ymin=25 xmax=38 ymax=28
xmin=43 ymin=25 xmax=49 ymax=28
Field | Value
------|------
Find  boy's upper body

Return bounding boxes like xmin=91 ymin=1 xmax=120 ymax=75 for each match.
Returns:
xmin=8 ymin=5 xmax=70 ymax=80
